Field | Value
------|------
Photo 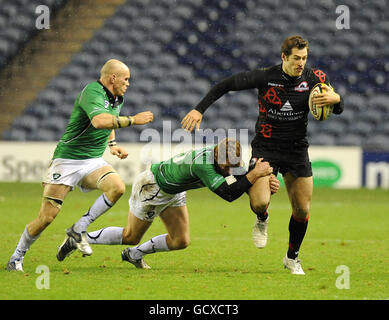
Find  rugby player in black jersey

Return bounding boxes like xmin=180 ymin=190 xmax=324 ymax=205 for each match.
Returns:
xmin=181 ymin=35 xmax=344 ymax=274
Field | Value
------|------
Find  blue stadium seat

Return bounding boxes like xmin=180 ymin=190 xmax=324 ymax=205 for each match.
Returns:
xmin=0 ymin=0 xmax=66 ymax=68
xmin=3 ymin=0 xmax=388 ymax=149
xmin=337 ymin=133 xmax=363 ymax=146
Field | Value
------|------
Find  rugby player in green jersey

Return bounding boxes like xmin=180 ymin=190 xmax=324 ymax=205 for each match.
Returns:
xmin=7 ymin=59 xmax=153 ymax=272
xmin=57 ymin=138 xmax=279 ymax=269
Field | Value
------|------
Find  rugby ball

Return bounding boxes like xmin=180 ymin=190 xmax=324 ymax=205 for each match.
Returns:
xmin=308 ymin=83 xmax=334 ymax=121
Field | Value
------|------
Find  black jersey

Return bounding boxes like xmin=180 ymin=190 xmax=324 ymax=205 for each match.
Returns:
xmin=195 ymin=64 xmax=344 ymax=146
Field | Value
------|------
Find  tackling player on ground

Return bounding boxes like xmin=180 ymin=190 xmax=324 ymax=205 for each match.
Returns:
xmin=181 ymin=35 xmax=344 ymax=274
xmin=56 ymin=138 xmax=280 ymax=268
xmin=7 ymin=59 xmax=153 ymax=272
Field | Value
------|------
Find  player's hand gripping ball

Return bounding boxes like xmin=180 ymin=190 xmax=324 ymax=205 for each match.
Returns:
xmin=308 ymin=83 xmax=334 ymax=121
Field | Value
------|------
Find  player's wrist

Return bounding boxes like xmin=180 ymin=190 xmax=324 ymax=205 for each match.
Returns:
xmin=113 ymin=116 xmax=135 ymax=129
xmin=333 ymin=92 xmax=341 ymax=104
xmin=108 ymin=139 xmax=117 ymax=148
xmin=245 ymin=171 xmax=258 ymax=185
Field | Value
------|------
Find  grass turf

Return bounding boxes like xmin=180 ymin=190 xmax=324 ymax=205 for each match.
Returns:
xmin=0 ymin=182 xmax=388 ymax=300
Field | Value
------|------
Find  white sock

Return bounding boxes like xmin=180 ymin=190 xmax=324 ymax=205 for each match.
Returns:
xmin=131 ymin=234 xmax=169 ymax=260
xmin=11 ymin=226 xmax=40 ymax=261
xmin=86 ymin=227 xmax=123 ymax=245
xmin=74 ymin=193 xmax=113 ymax=233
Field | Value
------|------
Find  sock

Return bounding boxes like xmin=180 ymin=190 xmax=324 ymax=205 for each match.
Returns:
xmin=256 ymin=204 xmax=269 ymax=221
xmin=87 ymin=227 xmax=123 ymax=245
xmin=74 ymin=193 xmax=113 ymax=233
xmin=257 ymin=210 xmax=269 ymax=222
xmin=10 ymin=226 xmax=41 ymax=261
xmin=131 ymin=234 xmax=169 ymax=260
xmin=287 ymin=214 xmax=309 ymax=260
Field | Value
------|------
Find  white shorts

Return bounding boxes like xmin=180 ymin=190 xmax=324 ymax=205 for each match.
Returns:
xmin=129 ymin=169 xmax=186 ymax=222
xmin=42 ymin=157 xmax=111 ymax=192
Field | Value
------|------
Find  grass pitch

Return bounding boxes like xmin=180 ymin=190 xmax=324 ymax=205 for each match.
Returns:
xmin=0 ymin=182 xmax=388 ymax=300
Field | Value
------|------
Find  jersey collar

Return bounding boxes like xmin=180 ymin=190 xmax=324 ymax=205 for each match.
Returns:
xmin=279 ymin=63 xmax=302 ymax=82
xmin=97 ymin=80 xmax=123 ymax=108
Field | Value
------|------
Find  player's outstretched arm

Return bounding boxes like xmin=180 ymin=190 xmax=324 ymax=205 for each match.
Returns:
xmin=181 ymin=73 xmax=253 ymax=131
xmin=212 ymin=159 xmax=273 ymax=203
xmin=91 ymin=111 xmax=154 ymax=129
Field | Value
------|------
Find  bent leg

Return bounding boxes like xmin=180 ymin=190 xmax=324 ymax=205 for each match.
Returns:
xmin=9 ymin=184 xmax=70 ymax=264
xmin=74 ymin=166 xmax=126 ymax=233
xmin=82 ymin=165 xmax=125 ymax=203
xmin=160 ymin=205 xmax=190 ymax=250
xmin=121 ymin=211 xmax=153 ymax=245
xmin=28 ymin=183 xmax=71 ymax=236
xmin=248 ymin=175 xmax=271 ymax=218
xmin=127 ymin=205 xmax=189 ymax=263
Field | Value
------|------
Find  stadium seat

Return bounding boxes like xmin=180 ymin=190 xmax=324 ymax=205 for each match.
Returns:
xmin=3 ymin=0 xmax=388 ymax=149
xmin=337 ymin=134 xmax=363 ymax=146
xmin=0 ymin=0 xmax=66 ymax=68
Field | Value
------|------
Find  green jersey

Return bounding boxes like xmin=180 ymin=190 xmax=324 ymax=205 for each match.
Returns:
xmin=53 ymin=81 xmax=123 ymax=160
xmin=150 ymin=146 xmax=226 ymax=194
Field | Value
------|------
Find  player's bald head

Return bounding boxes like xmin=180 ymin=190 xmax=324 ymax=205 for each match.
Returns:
xmin=100 ymin=59 xmax=130 ymax=78
xmin=100 ymin=59 xmax=130 ymax=97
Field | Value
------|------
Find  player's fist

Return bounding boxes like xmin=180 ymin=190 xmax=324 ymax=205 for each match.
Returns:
xmin=110 ymin=146 xmax=128 ymax=159
xmin=134 ymin=111 xmax=154 ymax=125
xmin=254 ymin=158 xmax=273 ymax=177
xmin=181 ymin=109 xmax=203 ymax=132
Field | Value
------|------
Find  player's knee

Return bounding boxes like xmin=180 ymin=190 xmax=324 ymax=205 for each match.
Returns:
xmin=107 ymin=182 xmax=126 ymax=202
xmin=122 ymin=229 xmax=141 ymax=245
xmin=39 ymin=213 xmax=56 ymax=227
xmin=293 ymin=207 xmax=310 ymax=220
xmin=40 ymin=197 xmax=61 ymax=227
xmin=171 ymin=236 xmax=190 ymax=250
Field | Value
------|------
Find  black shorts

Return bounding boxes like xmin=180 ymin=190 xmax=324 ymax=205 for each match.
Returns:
xmin=249 ymin=138 xmax=312 ymax=178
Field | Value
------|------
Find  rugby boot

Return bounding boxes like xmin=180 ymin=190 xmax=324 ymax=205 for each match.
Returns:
xmin=252 ymin=216 xmax=268 ymax=248
xmin=66 ymin=224 xmax=93 ymax=256
xmin=283 ymin=254 xmax=305 ymax=275
xmin=6 ymin=258 xmax=24 ymax=272
xmin=121 ymin=248 xmax=151 ymax=269
xmin=56 ymin=235 xmax=77 ymax=261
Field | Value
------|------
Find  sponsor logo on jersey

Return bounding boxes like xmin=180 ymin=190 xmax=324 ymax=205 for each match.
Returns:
xmin=267 ymin=82 xmax=284 ymax=87
xmin=294 ymin=81 xmax=309 ymax=92
xmin=280 ymin=100 xmax=293 ymax=112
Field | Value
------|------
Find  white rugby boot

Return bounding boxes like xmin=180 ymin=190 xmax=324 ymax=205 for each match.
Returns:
xmin=252 ymin=216 xmax=268 ymax=248
xmin=6 ymin=258 xmax=24 ymax=272
xmin=66 ymin=224 xmax=93 ymax=257
xmin=283 ymin=255 xmax=305 ymax=275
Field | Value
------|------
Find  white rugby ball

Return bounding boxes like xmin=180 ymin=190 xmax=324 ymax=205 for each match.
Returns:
xmin=308 ymin=83 xmax=334 ymax=121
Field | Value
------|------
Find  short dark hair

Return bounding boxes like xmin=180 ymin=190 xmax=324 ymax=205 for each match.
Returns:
xmin=281 ymin=35 xmax=309 ymax=56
